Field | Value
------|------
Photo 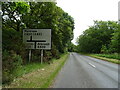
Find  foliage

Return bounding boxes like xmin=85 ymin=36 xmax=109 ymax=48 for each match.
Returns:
xmin=67 ymin=42 xmax=76 ymax=52
xmin=2 ymin=2 xmax=30 ymax=32
xmin=2 ymin=50 xmax=23 ymax=84
xmin=101 ymin=45 xmax=109 ymax=53
xmin=110 ymin=24 xmax=120 ymax=53
xmin=2 ymin=29 xmax=26 ymax=55
xmin=77 ymin=20 xmax=118 ymax=53
xmin=77 ymin=35 xmax=101 ymax=53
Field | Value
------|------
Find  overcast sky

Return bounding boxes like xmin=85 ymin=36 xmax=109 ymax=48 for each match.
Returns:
xmin=56 ymin=0 xmax=119 ymax=45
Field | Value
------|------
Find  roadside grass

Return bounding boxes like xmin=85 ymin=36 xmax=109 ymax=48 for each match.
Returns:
xmin=94 ymin=53 xmax=120 ymax=60
xmin=12 ymin=63 xmax=48 ymax=78
xmin=88 ymin=54 xmax=120 ymax=64
xmin=4 ymin=53 xmax=69 ymax=88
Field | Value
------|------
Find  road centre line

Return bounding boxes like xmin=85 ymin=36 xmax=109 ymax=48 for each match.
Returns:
xmin=89 ymin=63 xmax=96 ymax=68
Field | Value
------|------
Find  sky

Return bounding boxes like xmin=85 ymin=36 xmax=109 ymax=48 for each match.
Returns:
xmin=56 ymin=0 xmax=119 ymax=45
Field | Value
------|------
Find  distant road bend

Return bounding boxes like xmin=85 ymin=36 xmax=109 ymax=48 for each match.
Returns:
xmin=53 ymin=52 xmax=119 ymax=88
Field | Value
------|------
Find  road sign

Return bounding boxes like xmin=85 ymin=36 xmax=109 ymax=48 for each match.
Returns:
xmin=23 ymin=29 xmax=51 ymax=49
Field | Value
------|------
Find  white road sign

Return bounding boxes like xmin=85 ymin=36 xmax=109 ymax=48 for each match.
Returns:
xmin=23 ymin=29 xmax=51 ymax=49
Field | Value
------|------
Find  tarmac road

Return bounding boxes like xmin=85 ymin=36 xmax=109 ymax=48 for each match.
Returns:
xmin=53 ymin=52 xmax=119 ymax=88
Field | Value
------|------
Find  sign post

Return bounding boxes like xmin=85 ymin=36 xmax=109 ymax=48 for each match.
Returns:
xmin=41 ymin=49 xmax=43 ymax=64
xmin=29 ymin=49 xmax=31 ymax=62
xmin=23 ymin=29 xmax=51 ymax=64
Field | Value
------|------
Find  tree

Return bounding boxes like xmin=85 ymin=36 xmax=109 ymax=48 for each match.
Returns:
xmin=110 ymin=23 xmax=120 ymax=53
xmin=77 ymin=20 xmax=118 ymax=53
xmin=2 ymin=2 xmax=30 ymax=32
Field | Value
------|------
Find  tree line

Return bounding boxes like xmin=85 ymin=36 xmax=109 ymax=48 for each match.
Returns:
xmin=2 ymin=2 xmax=74 ymax=84
xmin=77 ymin=20 xmax=120 ymax=54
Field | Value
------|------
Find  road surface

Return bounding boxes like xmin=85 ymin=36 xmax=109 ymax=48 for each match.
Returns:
xmin=53 ymin=52 xmax=119 ymax=88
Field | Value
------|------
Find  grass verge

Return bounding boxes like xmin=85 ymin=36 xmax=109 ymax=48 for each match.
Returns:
xmin=94 ymin=53 xmax=120 ymax=60
xmin=13 ymin=63 xmax=48 ymax=78
xmin=4 ymin=53 xmax=69 ymax=88
xmin=88 ymin=54 xmax=120 ymax=64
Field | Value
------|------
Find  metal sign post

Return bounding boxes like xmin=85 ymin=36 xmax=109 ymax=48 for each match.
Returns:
xmin=41 ymin=49 xmax=43 ymax=64
xmin=29 ymin=49 xmax=31 ymax=62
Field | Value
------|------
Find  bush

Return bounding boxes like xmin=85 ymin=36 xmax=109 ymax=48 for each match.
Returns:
xmin=43 ymin=50 xmax=52 ymax=63
xmin=51 ymin=43 xmax=60 ymax=59
xmin=2 ymin=50 xmax=23 ymax=84
xmin=101 ymin=45 xmax=109 ymax=54
xmin=2 ymin=29 xmax=27 ymax=63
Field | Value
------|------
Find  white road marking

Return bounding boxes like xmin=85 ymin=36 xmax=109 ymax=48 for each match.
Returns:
xmin=89 ymin=63 xmax=96 ymax=68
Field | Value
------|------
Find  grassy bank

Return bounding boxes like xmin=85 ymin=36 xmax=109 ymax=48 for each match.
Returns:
xmin=94 ymin=53 xmax=120 ymax=60
xmin=88 ymin=54 xmax=120 ymax=64
xmin=4 ymin=53 xmax=69 ymax=88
